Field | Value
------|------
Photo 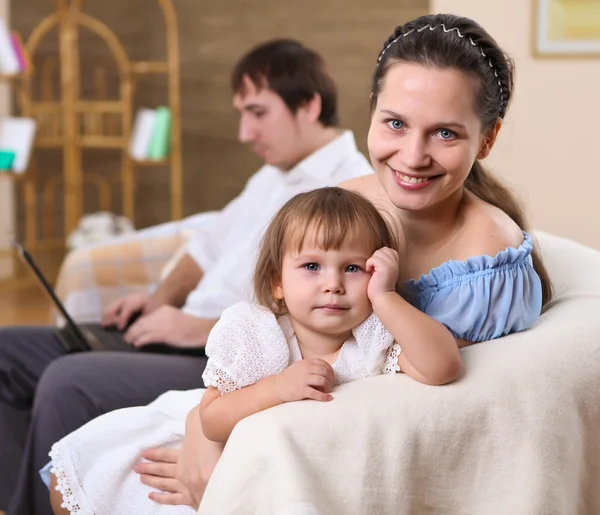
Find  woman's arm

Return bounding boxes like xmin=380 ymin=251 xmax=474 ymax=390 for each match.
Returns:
xmin=177 ymin=405 xmax=224 ymax=507
xmin=373 ymin=291 xmax=462 ymax=385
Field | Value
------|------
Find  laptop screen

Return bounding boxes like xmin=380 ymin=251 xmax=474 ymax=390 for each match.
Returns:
xmin=11 ymin=240 xmax=88 ymax=343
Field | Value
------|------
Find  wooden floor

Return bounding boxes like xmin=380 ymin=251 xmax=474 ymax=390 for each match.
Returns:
xmin=0 ymin=247 xmax=63 ymax=326
xmin=0 ymin=284 xmax=53 ymax=326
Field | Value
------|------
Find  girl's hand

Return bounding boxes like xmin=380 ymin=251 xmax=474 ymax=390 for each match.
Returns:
xmin=274 ymin=358 xmax=335 ymax=402
xmin=366 ymin=247 xmax=400 ymax=303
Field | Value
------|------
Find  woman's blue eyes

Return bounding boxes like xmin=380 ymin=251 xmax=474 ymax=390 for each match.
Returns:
xmin=302 ymin=264 xmax=361 ymax=273
xmin=386 ymin=119 xmax=457 ymax=140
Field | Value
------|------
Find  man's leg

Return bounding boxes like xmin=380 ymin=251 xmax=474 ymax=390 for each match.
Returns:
xmin=7 ymin=350 xmax=207 ymax=515
xmin=0 ymin=327 xmax=66 ymax=509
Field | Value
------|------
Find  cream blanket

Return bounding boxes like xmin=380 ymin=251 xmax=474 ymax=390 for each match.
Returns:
xmin=199 ymin=232 xmax=600 ymax=515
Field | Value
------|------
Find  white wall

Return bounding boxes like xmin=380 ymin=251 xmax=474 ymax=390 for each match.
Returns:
xmin=432 ymin=0 xmax=600 ymax=249
xmin=0 ymin=0 xmax=15 ymax=278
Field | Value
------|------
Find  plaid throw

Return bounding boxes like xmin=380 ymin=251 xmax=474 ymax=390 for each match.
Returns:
xmin=54 ymin=232 xmax=186 ymax=324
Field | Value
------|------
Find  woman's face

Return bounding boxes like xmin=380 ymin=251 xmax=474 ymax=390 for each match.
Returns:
xmin=368 ymin=62 xmax=495 ymax=212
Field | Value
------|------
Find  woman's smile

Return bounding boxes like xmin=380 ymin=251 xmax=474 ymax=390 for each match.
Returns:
xmin=389 ymin=165 xmax=443 ymax=190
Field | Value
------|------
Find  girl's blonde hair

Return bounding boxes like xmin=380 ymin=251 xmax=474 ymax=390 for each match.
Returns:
xmin=254 ymin=187 xmax=396 ymax=315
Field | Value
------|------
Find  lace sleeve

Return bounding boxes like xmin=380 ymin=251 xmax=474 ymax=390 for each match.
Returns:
xmin=201 ymin=302 xmax=291 ymax=394
xmin=382 ymin=343 xmax=402 ymax=374
xmin=333 ymin=312 xmax=399 ymax=384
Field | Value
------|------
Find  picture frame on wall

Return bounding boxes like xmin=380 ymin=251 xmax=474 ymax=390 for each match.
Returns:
xmin=533 ymin=0 xmax=600 ymax=57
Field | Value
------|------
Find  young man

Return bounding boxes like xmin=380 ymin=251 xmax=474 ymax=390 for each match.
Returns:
xmin=0 ymin=39 xmax=372 ymax=515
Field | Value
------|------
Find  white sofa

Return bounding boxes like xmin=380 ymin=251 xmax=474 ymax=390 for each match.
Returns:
xmin=198 ymin=231 xmax=600 ymax=515
xmin=55 ymin=212 xmax=218 ymax=324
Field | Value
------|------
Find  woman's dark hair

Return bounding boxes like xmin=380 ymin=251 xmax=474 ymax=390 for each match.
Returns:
xmin=231 ymin=39 xmax=338 ymax=127
xmin=371 ymin=13 xmax=552 ymax=306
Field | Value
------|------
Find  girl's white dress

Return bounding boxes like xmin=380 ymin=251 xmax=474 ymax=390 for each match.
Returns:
xmin=49 ymin=301 xmax=400 ymax=514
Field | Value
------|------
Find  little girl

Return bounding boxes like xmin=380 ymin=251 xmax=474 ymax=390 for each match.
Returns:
xmin=47 ymin=187 xmax=404 ymax=514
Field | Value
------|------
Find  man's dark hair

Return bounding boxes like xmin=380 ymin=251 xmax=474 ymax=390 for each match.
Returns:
xmin=231 ymin=39 xmax=338 ymax=127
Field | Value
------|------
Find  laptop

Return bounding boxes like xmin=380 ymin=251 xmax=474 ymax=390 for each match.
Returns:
xmin=13 ymin=240 xmax=205 ymax=357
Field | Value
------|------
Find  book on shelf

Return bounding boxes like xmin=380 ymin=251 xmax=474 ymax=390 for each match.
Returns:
xmin=0 ymin=19 xmax=20 ymax=75
xmin=129 ymin=108 xmax=157 ymax=160
xmin=129 ymin=106 xmax=171 ymax=161
xmin=0 ymin=117 xmax=36 ymax=173
xmin=10 ymin=31 xmax=31 ymax=74
xmin=148 ymin=106 xmax=171 ymax=160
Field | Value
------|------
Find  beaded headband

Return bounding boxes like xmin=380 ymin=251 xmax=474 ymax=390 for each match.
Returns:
xmin=377 ymin=23 xmax=504 ymax=115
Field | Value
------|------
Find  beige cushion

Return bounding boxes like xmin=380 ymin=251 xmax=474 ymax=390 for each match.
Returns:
xmin=199 ymin=232 xmax=600 ymax=515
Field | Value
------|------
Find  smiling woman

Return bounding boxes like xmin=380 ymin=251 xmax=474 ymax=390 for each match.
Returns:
xmin=368 ymin=64 xmax=494 ymax=205
xmin=340 ymin=13 xmax=550 ymax=382
xmin=196 ymin=13 xmax=595 ymax=514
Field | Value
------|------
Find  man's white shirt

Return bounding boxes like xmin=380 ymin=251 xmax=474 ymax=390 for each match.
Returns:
xmin=182 ymin=130 xmax=374 ymax=318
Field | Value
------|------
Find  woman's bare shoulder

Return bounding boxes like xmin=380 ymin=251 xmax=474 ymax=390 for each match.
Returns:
xmin=456 ymin=195 xmax=525 ymax=259
xmin=338 ymin=175 xmax=399 ymax=225
xmin=338 ymin=174 xmax=388 ymax=202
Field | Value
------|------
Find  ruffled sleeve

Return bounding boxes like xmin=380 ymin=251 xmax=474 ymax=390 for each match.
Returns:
xmin=333 ymin=312 xmax=400 ymax=384
xmin=402 ymin=232 xmax=542 ymax=342
xmin=201 ymin=302 xmax=291 ymax=394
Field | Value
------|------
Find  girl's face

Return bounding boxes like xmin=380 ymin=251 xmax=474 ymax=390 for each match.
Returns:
xmin=368 ymin=62 xmax=497 ymax=212
xmin=274 ymin=234 xmax=374 ymax=339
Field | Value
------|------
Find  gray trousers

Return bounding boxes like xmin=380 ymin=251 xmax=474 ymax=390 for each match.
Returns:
xmin=0 ymin=326 xmax=207 ymax=515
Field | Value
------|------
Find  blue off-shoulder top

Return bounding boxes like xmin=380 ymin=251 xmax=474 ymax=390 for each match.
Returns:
xmin=400 ymin=232 xmax=542 ymax=342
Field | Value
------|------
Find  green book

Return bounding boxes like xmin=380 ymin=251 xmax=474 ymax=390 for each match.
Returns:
xmin=0 ymin=149 xmax=16 ymax=170
xmin=148 ymin=106 xmax=171 ymax=160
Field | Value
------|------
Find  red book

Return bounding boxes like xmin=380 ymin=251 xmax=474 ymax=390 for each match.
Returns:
xmin=10 ymin=32 xmax=27 ymax=73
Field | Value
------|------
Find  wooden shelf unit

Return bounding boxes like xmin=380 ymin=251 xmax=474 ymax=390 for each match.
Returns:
xmin=3 ymin=0 xmax=183 ymax=255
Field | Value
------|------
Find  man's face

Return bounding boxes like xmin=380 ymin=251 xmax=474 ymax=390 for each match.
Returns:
xmin=233 ymin=76 xmax=308 ymax=171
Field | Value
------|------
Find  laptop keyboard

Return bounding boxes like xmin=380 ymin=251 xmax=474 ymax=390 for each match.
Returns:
xmin=82 ymin=324 xmax=132 ymax=351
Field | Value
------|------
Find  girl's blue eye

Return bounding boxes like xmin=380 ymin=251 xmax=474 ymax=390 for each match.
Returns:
xmin=387 ymin=119 xmax=404 ymax=130
xmin=303 ymin=263 xmax=320 ymax=272
xmin=345 ymin=264 xmax=360 ymax=273
xmin=438 ymin=129 xmax=455 ymax=140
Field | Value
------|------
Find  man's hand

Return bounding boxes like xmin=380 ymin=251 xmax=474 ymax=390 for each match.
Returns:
xmin=274 ymin=358 xmax=335 ymax=402
xmin=102 ymin=293 xmax=158 ymax=331
xmin=366 ymin=247 xmax=400 ymax=303
xmin=134 ymin=448 xmax=198 ymax=509
xmin=124 ymin=306 xmax=216 ymax=348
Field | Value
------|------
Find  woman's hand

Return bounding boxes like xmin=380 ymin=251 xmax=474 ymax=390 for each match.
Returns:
xmin=134 ymin=447 xmax=198 ymax=509
xmin=134 ymin=406 xmax=224 ymax=509
xmin=177 ymin=406 xmax=224 ymax=507
xmin=274 ymin=358 xmax=335 ymax=402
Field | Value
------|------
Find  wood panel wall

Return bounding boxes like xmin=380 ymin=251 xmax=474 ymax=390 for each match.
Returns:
xmin=13 ymin=0 xmax=427 ymax=233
